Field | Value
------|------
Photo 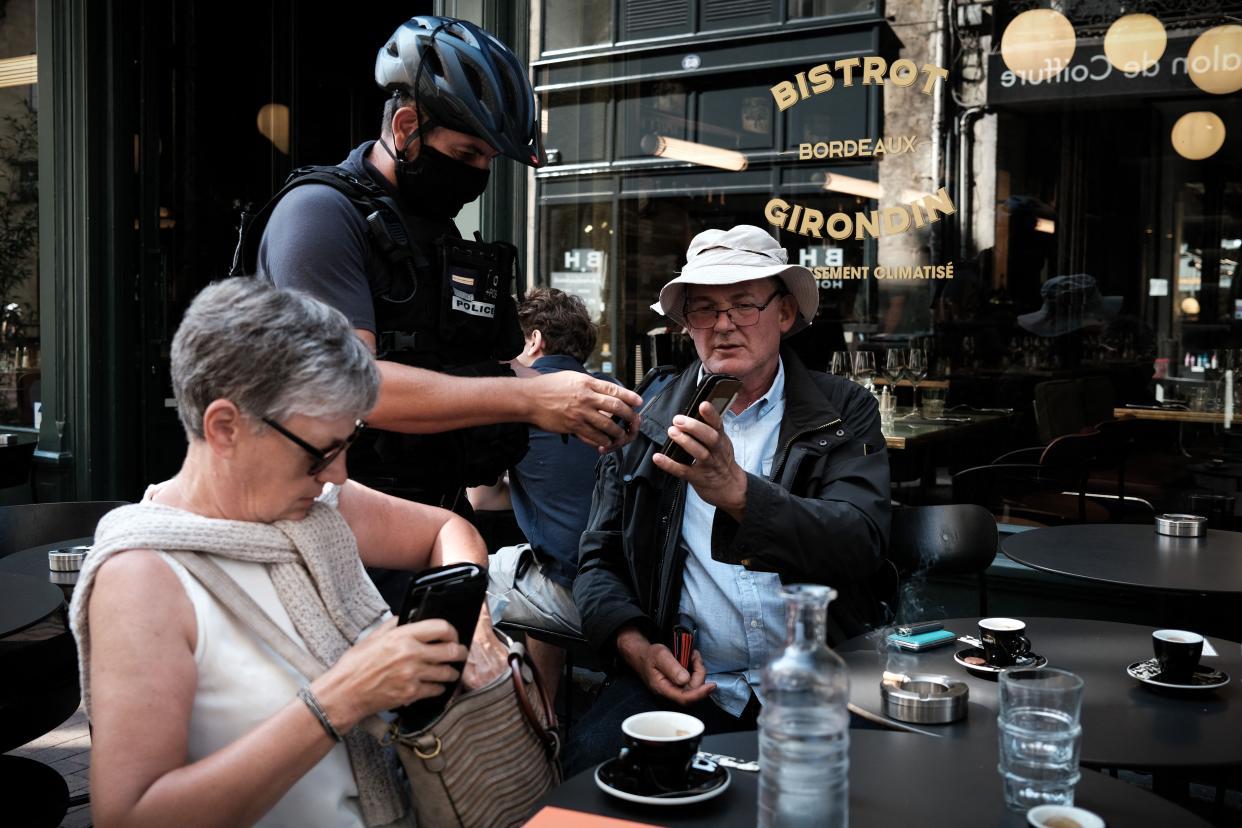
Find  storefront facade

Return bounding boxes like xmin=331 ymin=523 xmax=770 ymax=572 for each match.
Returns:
xmin=3 ymin=0 xmax=1240 ymax=507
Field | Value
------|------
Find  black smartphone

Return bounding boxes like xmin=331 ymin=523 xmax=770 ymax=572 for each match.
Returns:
xmin=394 ymin=562 xmax=488 ymax=732
xmin=609 ymin=365 xmax=678 ymax=436
xmin=660 ymin=373 xmax=743 ymax=465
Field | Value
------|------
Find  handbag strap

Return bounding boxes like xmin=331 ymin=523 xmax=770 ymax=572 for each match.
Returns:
xmin=168 ymin=552 xmax=331 ymax=680
xmin=168 ymin=551 xmax=394 ymax=742
xmin=493 ymin=630 xmax=559 ymax=758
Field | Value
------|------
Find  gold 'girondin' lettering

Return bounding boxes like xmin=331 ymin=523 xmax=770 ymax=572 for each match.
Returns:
xmin=771 ymin=57 xmax=949 ymax=111
xmin=764 ymin=190 xmax=958 ymax=241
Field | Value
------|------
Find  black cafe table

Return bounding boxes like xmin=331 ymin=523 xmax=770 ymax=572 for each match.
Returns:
xmin=0 ymin=541 xmax=92 ymax=593
xmin=839 ymin=617 xmax=1242 ymax=770
xmin=532 ymin=729 xmax=1210 ymax=827
xmin=1001 ymin=524 xmax=1242 ymax=595
xmin=0 ymin=573 xmax=64 ymax=639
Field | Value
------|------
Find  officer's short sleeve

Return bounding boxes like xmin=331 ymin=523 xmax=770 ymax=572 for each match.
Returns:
xmin=256 ymin=183 xmax=377 ymax=334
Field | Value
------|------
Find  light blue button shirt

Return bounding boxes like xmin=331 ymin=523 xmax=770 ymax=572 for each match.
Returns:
xmin=678 ymin=359 xmax=787 ymax=717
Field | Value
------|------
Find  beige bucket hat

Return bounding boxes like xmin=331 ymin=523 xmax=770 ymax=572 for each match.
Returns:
xmin=656 ymin=225 xmax=818 ymax=335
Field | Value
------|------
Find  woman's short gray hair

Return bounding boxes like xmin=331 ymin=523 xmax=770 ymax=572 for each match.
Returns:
xmin=171 ymin=279 xmax=379 ymax=439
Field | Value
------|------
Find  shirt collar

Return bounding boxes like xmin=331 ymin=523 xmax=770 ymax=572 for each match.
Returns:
xmin=696 ymin=358 xmax=785 ymax=419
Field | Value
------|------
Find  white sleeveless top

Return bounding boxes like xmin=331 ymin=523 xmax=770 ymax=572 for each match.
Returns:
xmin=156 ymin=552 xmax=394 ymax=828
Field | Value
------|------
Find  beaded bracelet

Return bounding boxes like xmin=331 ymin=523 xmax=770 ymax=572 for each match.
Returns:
xmin=298 ymin=686 xmax=343 ymax=743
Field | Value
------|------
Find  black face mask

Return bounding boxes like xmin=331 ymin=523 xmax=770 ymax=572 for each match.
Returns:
xmin=380 ymin=137 xmax=490 ymax=221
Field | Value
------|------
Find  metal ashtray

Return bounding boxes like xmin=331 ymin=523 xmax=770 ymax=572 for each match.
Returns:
xmin=48 ymin=545 xmax=91 ymax=572
xmin=1155 ymin=514 xmax=1207 ymax=537
xmin=881 ymin=672 xmax=969 ymax=724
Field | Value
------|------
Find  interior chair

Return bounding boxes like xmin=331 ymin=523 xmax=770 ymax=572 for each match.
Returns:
xmin=956 ymin=430 xmax=1109 ymax=527
xmin=0 ymin=500 xmax=128 ymax=557
xmin=1033 ymin=379 xmax=1088 ymax=444
xmin=1032 ymin=376 xmax=1116 ymax=444
xmin=887 ymin=504 xmax=998 ymax=616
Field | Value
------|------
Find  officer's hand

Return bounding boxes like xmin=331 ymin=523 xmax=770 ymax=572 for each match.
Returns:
xmin=526 ymin=372 xmax=642 ymax=451
xmin=653 ymin=400 xmax=748 ymax=521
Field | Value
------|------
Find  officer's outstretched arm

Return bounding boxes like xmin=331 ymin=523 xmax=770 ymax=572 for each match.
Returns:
xmin=355 ymin=329 xmax=642 ymax=451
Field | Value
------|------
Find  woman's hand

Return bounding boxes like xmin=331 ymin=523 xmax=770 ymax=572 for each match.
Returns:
xmin=312 ymin=617 xmax=467 ymax=732
xmin=462 ymin=610 xmax=509 ymax=690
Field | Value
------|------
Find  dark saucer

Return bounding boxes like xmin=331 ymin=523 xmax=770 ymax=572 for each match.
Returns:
xmin=953 ymin=646 xmax=1047 ymax=680
xmin=1127 ymin=658 xmax=1230 ymax=690
xmin=595 ymin=756 xmax=730 ymax=805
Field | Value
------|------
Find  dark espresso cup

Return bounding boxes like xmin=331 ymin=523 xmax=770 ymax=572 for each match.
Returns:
xmin=617 ymin=711 xmax=704 ymax=792
xmin=1153 ymin=629 xmax=1204 ymax=683
xmin=979 ymin=617 xmax=1031 ymax=667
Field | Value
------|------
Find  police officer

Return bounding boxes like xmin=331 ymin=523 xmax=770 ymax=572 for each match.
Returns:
xmin=250 ymin=16 xmax=641 ymax=606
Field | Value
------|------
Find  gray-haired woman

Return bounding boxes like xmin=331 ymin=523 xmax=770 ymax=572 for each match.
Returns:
xmin=69 ymin=279 xmax=507 ymax=828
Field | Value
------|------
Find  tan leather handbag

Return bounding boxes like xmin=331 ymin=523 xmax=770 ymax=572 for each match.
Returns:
xmin=170 ymin=553 xmax=561 ymax=828
xmin=390 ymin=631 xmax=561 ymax=828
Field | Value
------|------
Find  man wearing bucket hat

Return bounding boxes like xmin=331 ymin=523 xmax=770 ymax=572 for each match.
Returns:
xmin=569 ymin=225 xmax=891 ymax=772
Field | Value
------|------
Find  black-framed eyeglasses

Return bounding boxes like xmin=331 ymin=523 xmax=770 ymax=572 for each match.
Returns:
xmin=683 ymin=289 xmax=786 ymax=330
xmin=262 ymin=418 xmax=367 ymax=476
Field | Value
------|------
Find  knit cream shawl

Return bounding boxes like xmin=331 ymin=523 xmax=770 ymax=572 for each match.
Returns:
xmin=68 ymin=495 xmax=407 ymax=826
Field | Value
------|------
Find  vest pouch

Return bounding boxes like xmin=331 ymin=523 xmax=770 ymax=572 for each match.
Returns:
xmin=437 ymin=237 xmax=523 ymax=360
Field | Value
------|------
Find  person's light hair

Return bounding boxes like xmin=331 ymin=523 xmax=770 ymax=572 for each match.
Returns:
xmin=170 ymin=279 xmax=379 ymax=439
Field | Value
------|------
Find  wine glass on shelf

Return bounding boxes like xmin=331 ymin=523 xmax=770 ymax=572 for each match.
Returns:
xmin=884 ymin=348 xmax=906 ymax=398
xmin=907 ymin=347 xmax=928 ymax=415
xmin=853 ymin=351 xmax=876 ymax=391
xmin=831 ymin=350 xmax=852 ymax=379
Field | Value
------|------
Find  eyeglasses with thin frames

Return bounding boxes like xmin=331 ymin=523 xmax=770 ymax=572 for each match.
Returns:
xmin=683 ymin=289 xmax=785 ymax=329
xmin=262 ymin=418 xmax=367 ymax=476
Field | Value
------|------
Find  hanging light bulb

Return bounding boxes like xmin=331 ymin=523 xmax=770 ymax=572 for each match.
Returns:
xmin=1181 ymin=296 xmax=1201 ymax=316
xmin=1103 ymin=14 xmax=1166 ymax=73
xmin=1001 ymin=9 xmax=1077 ymax=82
xmin=1171 ymin=112 xmax=1226 ymax=160
xmin=256 ymin=103 xmax=291 ymax=154
xmin=1186 ymin=25 xmax=1242 ymax=95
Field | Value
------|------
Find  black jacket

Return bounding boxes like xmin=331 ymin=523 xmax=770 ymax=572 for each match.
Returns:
xmin=573 ymin=348 xmax=892 ymax=658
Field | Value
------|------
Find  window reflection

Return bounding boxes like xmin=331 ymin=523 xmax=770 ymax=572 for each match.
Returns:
xmin=0 ymin=0 xmax=39 ymax=427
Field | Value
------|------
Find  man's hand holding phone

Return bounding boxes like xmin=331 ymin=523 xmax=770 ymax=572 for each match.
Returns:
xmin=615 ymin=624 xmax=716 ymax=706
xmin=654 ymin=399 xmax=749 ymax=522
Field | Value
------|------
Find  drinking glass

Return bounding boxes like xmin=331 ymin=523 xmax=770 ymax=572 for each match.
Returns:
xmin=852 ymin=351 xmax=876 ymax=390
xmin=997 ymin=667 xmax=1083 ymax=811
xmin=906 ymin=348 xmax=928 ymax=413
xmin=884 ymin=348 xmax=906 ymax=390
xmin=830 ymin=351 xmax=852 ymax=379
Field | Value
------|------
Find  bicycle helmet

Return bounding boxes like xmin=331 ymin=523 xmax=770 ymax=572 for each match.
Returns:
xmin=375 ymin=16 xmax=546 ymax=168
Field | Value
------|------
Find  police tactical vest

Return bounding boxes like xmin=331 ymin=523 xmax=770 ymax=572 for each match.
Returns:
xmin=232 ymin=165 xmax=528 ymax=502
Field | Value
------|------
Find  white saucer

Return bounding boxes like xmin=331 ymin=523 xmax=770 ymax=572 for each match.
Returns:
xmin=1126 ymin=658 xmax=1230 ymax=690
xmin=594 ymin=759 xmax=730 ymax=806
xmin=1028 ymin=804 xmax=1105 ymax=828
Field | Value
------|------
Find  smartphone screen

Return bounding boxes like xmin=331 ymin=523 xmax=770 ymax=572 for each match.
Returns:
xmin=661 ymin=373 xmax=742 ymax=465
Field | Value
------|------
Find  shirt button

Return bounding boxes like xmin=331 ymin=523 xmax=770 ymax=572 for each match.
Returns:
xmin=751 ymin=619 xmax=761 ymax=629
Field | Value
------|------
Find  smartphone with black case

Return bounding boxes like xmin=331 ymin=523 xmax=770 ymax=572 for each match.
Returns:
xmin=660 ymin=373 xmax=742 ymax=465
xmin=395 ymin=562 xmax=488 ymax=732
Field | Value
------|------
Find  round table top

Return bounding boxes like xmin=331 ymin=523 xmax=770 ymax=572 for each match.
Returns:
xmin=1002 ymin=524 xmax=1242 ymax=594
xmin=839 ymin=617 xmax=1242 ymax=770
xmin=535 ymin=730 xmax=1210 ymax=827
xmin=0 ymin=573 xmax=65 ymax=639
xmin=0 ymin=537 xmax=93 ymax=583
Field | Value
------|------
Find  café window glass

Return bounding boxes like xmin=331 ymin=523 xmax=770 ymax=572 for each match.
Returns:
xmin=0 ymin=0 xmax=40 ymax=427
xmin=543 ymin=0 xmax=613 ymax=53
xmin=542 ymin=201 xmax=616 ymax=375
